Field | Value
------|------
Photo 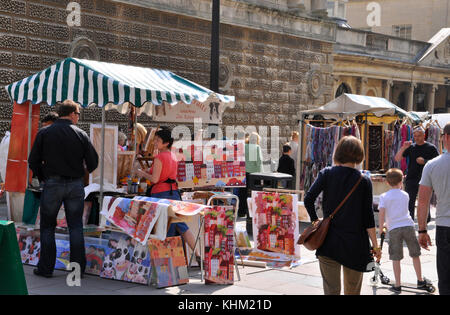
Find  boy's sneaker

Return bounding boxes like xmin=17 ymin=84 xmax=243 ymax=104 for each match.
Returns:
xmin=417 ymin=277 xmax=432 ymax=289
xmin=392 ymin=286 xmax=402 ymax=293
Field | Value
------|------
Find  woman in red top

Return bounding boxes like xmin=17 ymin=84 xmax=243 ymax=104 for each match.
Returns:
xmin=135 ymin=128 xmax=200 ymax=260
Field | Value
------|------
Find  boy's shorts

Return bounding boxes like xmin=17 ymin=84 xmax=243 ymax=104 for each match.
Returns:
xmin=388 ymin=226 xmax=421 ymax=261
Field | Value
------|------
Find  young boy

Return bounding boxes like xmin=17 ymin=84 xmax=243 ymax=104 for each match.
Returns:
xmin=277 ymin=144 xmax=295 ymax=177
xmin=378 ymin=168 xmax=432 ymax=293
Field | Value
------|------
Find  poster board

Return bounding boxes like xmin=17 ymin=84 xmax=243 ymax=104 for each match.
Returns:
xmin=99 ymin=231 xmax=152 ymax=284
xmin=117 ymin=151 xmax=135 ymax=183
xmin=17 ymin=230 xmax=40 ymax=266
xmin=148 ymin=236 xmax=189 ymax=288
xmin=5 ymin=102 xmax=40 ymax=193
xmin=173 ymin=139 xmax=246 ymax=189
xmin=251 ymin=191 xmax=300 ymax=258
xmin=142 ymin=127 xmax=158 ymax=157
xmin=90 ymin=124 xmax=118 ymax=187
xmin=101 ymin=197 xmax=165 ymax=245
xmin=204 ymin=206 xmax=235 ymax=284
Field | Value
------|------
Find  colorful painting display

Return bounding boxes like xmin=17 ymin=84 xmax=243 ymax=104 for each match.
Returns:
xmin=172 ymin=140 xmax=245 ymax=189
xmin=55 ymin=237 xmax=71 ymax=270
xmin=100 ymin=232 xmax=151 ymax=284
xmin=17 ymin=231 xmax=40 ymax=266
xmin=101 ymin=197 xmax=165 ymax=245
xmin=148 ymin=236 xmax=189 ymax=288
xmin=204 ymin=206 xmax=235 ymax=284
xmin=85 ymin=237 xmax=109 ymax=276
xmin=239 ymin=248 xmax=302 ymax=268
xmin=251 ymin=192 xmax=300 ymax=258
xmin=17 ymin=231 xmax=71 ymax=271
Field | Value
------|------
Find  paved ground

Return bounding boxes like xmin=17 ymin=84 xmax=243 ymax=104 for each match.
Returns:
xmin=1 ymin=201 xmax=440 ymax=295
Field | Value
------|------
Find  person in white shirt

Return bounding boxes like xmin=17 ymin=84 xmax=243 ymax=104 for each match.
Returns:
xmin=417 ymin=122 xmax=450 ymax=295
xmin=378 ymin=168 xmax=431 ymax=293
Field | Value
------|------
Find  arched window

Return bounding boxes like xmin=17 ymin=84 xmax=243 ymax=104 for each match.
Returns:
xmin=366 ymin=89 xmax=376 ymax=97
xmin=335 ymin=83 xmax=351 ymax=98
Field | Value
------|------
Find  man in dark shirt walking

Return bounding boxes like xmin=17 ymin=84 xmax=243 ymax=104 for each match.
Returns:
xmin=394 ymin=126 xmax=439 ymax=221
xmin=29 ymin=100 xmax=98 ymax=278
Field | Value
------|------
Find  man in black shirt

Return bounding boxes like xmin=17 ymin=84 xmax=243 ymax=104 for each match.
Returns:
xmin=29 ymin=100 xmax=98 ymax=278
xmin=395 ymin=126 xmax=439 ymax=221
xmin=277 ymin=144 xmax=296 ymax=187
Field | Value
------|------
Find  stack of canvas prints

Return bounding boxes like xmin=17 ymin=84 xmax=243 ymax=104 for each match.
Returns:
xmin=99 ymin=231 xmax=151 ymax=284
xmin=101 ymin=197 xmax=165 ymax=245
xmin=148 ymin=236 xmax=189 ymax=288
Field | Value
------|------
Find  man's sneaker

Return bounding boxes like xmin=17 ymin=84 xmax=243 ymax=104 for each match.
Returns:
xmin=392 ymin=286 xmax=402 ymax=293
xmin=417 ymin=277 xmax=432 ymax=289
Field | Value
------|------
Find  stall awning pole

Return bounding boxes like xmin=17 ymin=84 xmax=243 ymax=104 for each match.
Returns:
xmin=365 ymin=113 xmax=368 ymax=170
xmin=99 ymin=105 xmax=106 ymax=215
xmin=25 ymin=102 xmax=32 ymax=188
xmin=298 ymin=115 xmax=304 ymax=192
xmin=134 ymin=109 xmax=137 ymax=153
xmin=296 ymin=118 xmax=302 ymax=191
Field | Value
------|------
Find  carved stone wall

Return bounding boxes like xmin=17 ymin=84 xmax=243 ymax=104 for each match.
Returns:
xmin=0 ymin=0 xmax=334 ymax=156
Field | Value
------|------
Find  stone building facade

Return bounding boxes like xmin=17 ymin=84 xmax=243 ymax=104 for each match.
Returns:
xmin=0 ymin=0 xmax=336 ymax=163
xmin=333 ymin=27 xmax=450 ymax=114
xmin=345 ymin=0 xmax=450 ymax=42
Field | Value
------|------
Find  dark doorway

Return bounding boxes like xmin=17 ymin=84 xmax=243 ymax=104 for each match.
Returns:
xmin=335 ymin=83 xmax=351 ymax=98
xmin=397 ymin=92 xmax=406 ymax=110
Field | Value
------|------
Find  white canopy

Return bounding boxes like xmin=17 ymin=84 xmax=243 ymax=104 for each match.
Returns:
xmin=431 ymin=113 xmax=450 ymax=128
xmin=301 ymin=94 xmax=421 ymax=123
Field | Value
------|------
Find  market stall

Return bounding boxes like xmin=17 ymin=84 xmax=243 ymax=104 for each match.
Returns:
xmin=298 ymin=93 xmax=422 ymax=200
xmin=425 ymin=113 xmax=449 ymax=153
xmin=3 ymin=58 xmax=249 ymax=287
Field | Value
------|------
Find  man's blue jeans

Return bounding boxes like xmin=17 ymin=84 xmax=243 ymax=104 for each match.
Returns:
xmin=37 ymin=177 xmax=86 ymax=275
xmin=436 ymin=226 xmax=450 ymax=295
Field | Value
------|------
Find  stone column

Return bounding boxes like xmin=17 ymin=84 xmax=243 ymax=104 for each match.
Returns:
xmin=427 ymin=84 xmax=438 ymax=114
xmin=356 ymin=77 xmax=368 ymax=95
xmin=384 ymin=79 xmax=393 ymax=101
xmin=310 ymin=0 xmax=328 ymax=17
xmin=287 ymin=0 xmax=306 ymax=13
xmin=407 ymin=82 xmax=416 ymax=111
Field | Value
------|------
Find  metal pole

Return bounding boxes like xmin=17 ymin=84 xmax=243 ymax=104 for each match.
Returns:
xmin=210 ymin=0 xmax=220 ymax=92
xmin=298 ymin=116 xmax=304 ymax=191
xmin=134 ymin=109 xmax=137 ymax=153
xmin=25 ymin=102 xmax=32 ymax=188
xmin=99 ymin=105 xmax=106 ymax=215
xmin=365 ymin=113 xmax=368 ymax=170
xmin=296 ymin=118 xmax=302 ymax=191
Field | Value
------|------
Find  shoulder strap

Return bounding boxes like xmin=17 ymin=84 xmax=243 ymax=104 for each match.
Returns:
xmin=329 ymin=175 xmax=363 ymax=219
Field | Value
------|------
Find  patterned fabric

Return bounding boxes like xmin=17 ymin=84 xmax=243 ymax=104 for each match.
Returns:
xmin=300 ymin=123 xmax=361 ymax=191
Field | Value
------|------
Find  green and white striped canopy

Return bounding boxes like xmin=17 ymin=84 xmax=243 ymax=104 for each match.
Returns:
xmin=5 ymin=58 xmax=234 ymax=108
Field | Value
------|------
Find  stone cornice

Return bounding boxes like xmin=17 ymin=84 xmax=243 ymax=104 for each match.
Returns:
xmin=334 ymin=53 xmax=450 ymax=75
xmin=113 ymin=0 xmax=336 ymax=42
